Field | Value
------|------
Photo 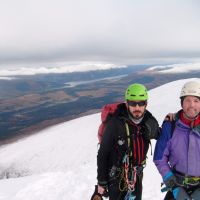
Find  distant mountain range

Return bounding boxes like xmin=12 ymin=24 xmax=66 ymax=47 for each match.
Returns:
xmin=0 ymin=65 xmax=199 ymax=141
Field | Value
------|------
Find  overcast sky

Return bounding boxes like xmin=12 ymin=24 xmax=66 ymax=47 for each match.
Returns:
xmin=0 ymin=0 xmax=200 ymax=68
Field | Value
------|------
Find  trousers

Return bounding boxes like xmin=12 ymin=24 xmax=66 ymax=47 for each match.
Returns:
xmin=164 ymin=185 xmax=200 ymax=200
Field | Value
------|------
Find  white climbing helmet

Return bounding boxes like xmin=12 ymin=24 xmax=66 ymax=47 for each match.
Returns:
xmin=180 ymin=81 xmax=200 ymax=98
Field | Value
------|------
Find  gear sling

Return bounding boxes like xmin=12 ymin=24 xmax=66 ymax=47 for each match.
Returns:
xmin=117 ymin=122 xmax=146 ymax=200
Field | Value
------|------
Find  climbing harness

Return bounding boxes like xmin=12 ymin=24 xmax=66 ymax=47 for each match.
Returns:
xmin=183 ymin=176 xmax=200 ymax=186
xmin=161 ymin=175 xmax=200 ymax=193
xmin=118 ymin=122 xmax=146 ymax=199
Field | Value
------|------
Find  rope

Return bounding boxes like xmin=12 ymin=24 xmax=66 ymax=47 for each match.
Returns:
xmin=125 ymin=123 xmax=132 ymax=156
xmin=119 ymin=154 xmax=138 ymax=192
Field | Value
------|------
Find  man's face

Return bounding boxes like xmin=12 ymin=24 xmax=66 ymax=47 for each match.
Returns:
xmin=182 ymin=96 xmax=200 ymax=120
xmin=127 ymin=101 xmax=147 ymax=119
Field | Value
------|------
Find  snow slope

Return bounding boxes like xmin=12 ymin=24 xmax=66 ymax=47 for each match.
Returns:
xmin=0 ymin=78 xmax=199 ymax=200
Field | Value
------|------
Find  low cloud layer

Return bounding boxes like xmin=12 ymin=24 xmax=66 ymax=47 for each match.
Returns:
xmin=0 ymin=63 xmax=127 ymax=76
xmin=0 ymin=62 xmax=200 ymax=78
xmin=148 ymin=63 xmax=200 ymax=73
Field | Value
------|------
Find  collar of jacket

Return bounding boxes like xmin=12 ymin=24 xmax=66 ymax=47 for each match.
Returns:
xmin=175 ymin=110 xmax=200 ymax=128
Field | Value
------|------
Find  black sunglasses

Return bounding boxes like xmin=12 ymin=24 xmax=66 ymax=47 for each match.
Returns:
xmin=127 ymin=100 xmax=147 ymax=107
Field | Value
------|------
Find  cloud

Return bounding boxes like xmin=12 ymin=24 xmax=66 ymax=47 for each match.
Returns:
xmin=0 ymin=0 xmax=200 ymax=66
xmin=147 ymin=63 xmax=200 ymax=73
xmin=0 ymin=63 xmax=127 ymax=76
xmin=0 ymin=77 xmax=16 ymax=80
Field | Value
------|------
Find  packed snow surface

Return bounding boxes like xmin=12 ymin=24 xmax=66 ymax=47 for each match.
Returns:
xmin=0 ymin=78 xmax=199 ymax=199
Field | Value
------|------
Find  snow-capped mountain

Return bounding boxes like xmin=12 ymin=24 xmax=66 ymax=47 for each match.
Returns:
xmin=0 ymin=78 xmax=199 ymax=200
xmin=148 ymin=62 xmax=200 ymax=73
xmin=0 ymin=63 xmax=127 ymax=77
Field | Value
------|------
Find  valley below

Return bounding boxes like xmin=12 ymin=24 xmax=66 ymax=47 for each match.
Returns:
xmin=0 ymin=65 xmax=199 ymax=141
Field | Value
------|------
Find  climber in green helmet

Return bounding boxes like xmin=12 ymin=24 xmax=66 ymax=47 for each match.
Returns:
xmin=96 ymin=83 xmax=159 ymax=200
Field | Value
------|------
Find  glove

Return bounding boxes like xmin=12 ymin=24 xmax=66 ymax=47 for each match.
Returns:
xmin=163 ymin=171 xmax=177 ymax=189
xmin=172 ymin=187 xmax=191 ymax=200
xmin=142 ymin=117 xmax=160 ymax=140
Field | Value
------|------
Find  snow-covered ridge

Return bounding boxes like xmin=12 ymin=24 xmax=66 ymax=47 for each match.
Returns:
xmin=0 ymin=78 xmax=199 ymax=199
xmin=147 ymin=62 xmax=200 ymax=73
xmin=0 ymin=63 xmax=127 ymax=76
xmin=0 ymin=77 xmax=16 ymax=80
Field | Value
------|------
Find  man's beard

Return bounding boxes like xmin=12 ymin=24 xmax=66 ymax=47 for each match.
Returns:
xmin=129 ymin=109 xmax=144 ymax=120
xmin=184 ymin=109 xmax=199 ymax=120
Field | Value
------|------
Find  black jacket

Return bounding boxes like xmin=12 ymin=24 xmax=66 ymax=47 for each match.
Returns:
xmin=97 ymin=103 xmax=159 ymax=187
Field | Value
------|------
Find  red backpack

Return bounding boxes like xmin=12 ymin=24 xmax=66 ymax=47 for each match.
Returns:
xmin=98 ymin=102 xmax=122 ymax=143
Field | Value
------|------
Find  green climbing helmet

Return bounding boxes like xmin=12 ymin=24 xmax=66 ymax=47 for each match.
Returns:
xmin=125 ymin=83 xmax=148 ymax=101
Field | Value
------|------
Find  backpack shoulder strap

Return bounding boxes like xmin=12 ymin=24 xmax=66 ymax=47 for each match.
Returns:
xmin=125 ymin=122 xmax=131 ymax=152
xmin=170 ymin=119 xmax=176 ymax=137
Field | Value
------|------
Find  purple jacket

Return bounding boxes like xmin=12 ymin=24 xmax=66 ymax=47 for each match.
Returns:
xmin=154 ymin=115 xmax=200 ymax=178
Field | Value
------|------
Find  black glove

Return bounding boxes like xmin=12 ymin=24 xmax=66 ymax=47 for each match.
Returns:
xmin=142 ymin=117 xmax=160 ymax=140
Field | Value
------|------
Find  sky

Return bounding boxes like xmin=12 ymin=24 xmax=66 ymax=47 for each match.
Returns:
xmin=0 ymin=0 xmax=200 ymax=69
xmin=0 ymin=78 xmax=199 ymax=199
